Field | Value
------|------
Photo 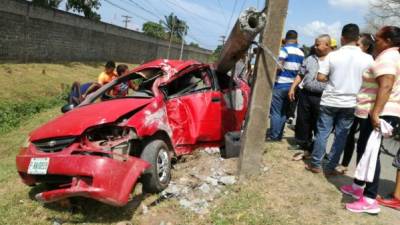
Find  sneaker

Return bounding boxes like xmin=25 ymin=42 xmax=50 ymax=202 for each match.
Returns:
xmin=377 ymin=196 xmax=400 ymax=210
xmin=346 ymin=197 xmax=380 ymax=214
xmin=340 ymin=185 xmax=363 ymax=199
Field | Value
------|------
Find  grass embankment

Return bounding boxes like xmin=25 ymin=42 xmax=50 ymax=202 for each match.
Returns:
xmin=0 ymin=62 xmax=104 ymax=133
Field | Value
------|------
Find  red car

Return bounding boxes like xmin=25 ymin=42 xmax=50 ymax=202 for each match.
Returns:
xmin=16 ymin=59 xmax=250 ymax=206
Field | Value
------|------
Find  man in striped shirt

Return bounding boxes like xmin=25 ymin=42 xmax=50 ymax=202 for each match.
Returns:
xmin=268 ymin=30 xmax=304 ymax=141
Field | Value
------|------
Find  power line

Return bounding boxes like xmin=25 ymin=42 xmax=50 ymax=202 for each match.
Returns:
xmin=217 ymin=0 xmax=228 ymax=24
xmin=103 ymin=0 xmax=149 ymax=22
xmin=164 ymin=0 xmax=225 ymax=28
xmin=239 ymin=0 xmax=249 ymax=12
xmin=225 ymin=0 xmax=238 ymax=37
xmin=121 ymin=0 xmax=161 ymax=21
xmin=121 ymin=15 xmax=132 ymax=28
xmin=137 ymin=0 xmax=164 ymax=20
xmin=104 ymin=0 xmax=211 ymax=49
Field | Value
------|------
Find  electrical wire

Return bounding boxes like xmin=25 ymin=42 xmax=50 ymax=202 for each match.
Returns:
xmin=225 ymin=0 xmax=238 ymax=37
xmin=104 ymin=0 xmax=149 ymax=22
xmin=164 ymin=0 xmax=225 ymax=28
xmin=217 ymin=0 xmax=228 ymax=24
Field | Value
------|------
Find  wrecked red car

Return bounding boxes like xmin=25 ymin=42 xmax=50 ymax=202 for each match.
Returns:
xmin=16 ymin=59 xmax=250 ymax=206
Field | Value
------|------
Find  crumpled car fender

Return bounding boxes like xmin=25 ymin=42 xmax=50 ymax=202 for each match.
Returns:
xmin=16 ymin=154 xmax=150 ymax=206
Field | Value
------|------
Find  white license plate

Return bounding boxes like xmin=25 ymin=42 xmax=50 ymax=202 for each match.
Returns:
xmin=27 ymin=158 xmax=50 ymax=175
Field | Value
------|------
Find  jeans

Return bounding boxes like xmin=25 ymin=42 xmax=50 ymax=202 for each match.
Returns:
xmin=295 ymin=89 xmax=322 ymax=151
xmin=341 ymin=117 xmax=362 ymax=167
xmin=269 ymin=88 xmax=289 ymax=140
xmin=310 ymin=105 xmax=355 ymax=170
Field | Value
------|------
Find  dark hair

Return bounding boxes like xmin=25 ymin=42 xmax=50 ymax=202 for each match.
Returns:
xmin=359 ymin=33 xmax=375 ymax=55
xmin=379 ymin=26 xmax=400 ymax=53
xmin=342 ymin=23 xmax=360 ymax=42
xmin=105 ymin=60 xmax=116 ymax=69
xmin=116 ymin=64 xmax=128 ymax=76
xmin=285 ymin=30 xmax=298 ymax=40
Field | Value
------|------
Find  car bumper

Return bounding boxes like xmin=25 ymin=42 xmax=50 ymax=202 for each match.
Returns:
xmin=16 ymin=154 xmax=150 ymax=206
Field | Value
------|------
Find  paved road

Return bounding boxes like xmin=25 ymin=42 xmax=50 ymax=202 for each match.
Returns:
xmin=326 ymin=132 xmax=400 ymax=195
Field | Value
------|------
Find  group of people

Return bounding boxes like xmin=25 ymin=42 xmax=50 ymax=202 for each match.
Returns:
xmin=267 ymin=24 xmax=400 ymax=214
xmin=75 ymin=61 xmax=142 ymax=102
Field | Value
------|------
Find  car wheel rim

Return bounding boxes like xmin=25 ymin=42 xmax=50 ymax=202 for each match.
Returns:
xmin=157 ymin=148 xmax=170 ymax=183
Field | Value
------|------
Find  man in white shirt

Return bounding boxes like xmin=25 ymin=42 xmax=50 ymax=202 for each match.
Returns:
xmin=305 ymin=24 xmax=374 ymax=174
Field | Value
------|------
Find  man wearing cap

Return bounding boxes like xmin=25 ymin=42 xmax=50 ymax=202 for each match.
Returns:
xmin=268 ymin=30 xmax=304 ymax=141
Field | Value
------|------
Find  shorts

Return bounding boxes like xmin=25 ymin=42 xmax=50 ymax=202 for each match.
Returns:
xmin=393 ymin=148 xmax=400 ymax=169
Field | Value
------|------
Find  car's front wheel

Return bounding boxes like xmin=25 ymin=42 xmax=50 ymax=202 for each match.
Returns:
xmin=140 ymin=139 xmax=171 ymax=193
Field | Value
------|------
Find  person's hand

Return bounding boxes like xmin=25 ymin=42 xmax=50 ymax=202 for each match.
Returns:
xmin=288 ymin=89 xmax=296 ymax=102
xmin=371 ymin=113 xmax=381 ymax=130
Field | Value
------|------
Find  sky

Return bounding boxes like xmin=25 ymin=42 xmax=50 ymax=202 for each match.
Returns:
xmin=61 ymin=0 xmax=373 ymax=50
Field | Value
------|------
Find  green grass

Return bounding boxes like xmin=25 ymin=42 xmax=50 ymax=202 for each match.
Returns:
xmin=0 ymin=62 xmax=137 ymax=134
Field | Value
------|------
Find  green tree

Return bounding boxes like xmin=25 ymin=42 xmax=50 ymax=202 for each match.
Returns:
xmin=189 ymin=42 xmax=199 ymax=48
xmin=209 ymin=44 xmax=223 ymax=62
xmin=161 ymin=13 xmax=188 ymax=41
xmin=66 ymin=0 xmax=101 ymax=20
xmin=142 ymin=21 xmax=166 ymax=39
xmin=30 ymin=0 xmax=62 ymax=8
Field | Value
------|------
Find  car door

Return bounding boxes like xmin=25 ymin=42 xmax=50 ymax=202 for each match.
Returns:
xmin=162 ymin=67 xmax=222 ymax=146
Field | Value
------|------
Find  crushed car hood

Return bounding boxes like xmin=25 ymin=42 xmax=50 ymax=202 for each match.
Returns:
xmin=30 ymin=98 xmax=152 ymax=141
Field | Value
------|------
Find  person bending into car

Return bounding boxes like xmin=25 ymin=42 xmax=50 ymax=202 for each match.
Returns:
xmin=111 ymin=64 xmax=143 ymax=98
xmin=80 ymin=61 xmax=117 ymax=100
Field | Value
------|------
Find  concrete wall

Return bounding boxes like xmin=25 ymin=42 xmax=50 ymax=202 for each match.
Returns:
xmin=0 ymin=0 xmax=212 ymax=63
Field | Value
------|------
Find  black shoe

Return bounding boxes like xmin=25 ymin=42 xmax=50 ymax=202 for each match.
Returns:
xmin=265 ymin=136 xmax=281 ymax=142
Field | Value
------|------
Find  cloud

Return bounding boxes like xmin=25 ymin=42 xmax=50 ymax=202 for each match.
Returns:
xmin=300 ymin=20 xmax=342 ymax=40
xmin=328 ymin=0 xmax=375 ymax=10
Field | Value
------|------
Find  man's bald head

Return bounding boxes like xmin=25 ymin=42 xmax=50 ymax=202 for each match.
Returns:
xmin=315 ymin=34 xmax=332 ymax=57
xmin=316 ymin=34 xmax=331 ymax=45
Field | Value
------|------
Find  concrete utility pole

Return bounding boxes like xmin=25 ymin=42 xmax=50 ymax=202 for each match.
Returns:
xmin=122 ymin=15 xmax=132 ymax=28
xmin=219 ymin=35 xmax=226 ymax=46
xmin=179 ymin=26 xmax=187 ymax=60
xmin=238 ymin=0 xmax=289 ymax=179
xmin=167 ymin=19 xmax=176 ymax=59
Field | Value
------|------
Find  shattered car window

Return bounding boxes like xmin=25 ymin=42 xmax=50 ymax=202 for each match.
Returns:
xmin=164 ymin=69 xmax=213 ymax=98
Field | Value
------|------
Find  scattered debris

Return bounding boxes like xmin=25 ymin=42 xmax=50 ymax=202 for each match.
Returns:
xmin=153 ymin=150 xmax=238 ymax=214
xmin=141 ymin=204 xmax=149 ymax=215
xmin=52 ymin=218 xmax=63 ymax=225
xmin=203 ymin=147 xmax=220 ymax=155
xmin=219 ymin=176 xmax=237 ymax=185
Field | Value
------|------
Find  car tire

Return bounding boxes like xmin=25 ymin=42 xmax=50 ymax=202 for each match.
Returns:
xmin=140 ymin=139 xmax=171 ymax=193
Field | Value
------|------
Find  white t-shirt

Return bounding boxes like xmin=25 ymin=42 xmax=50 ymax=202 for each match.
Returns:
xmin=318 ymin=45 xmax=374 ymax=108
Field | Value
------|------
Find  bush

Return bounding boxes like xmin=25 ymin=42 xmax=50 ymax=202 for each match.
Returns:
xmin=0 ymin=90 xmax=68 ymax=134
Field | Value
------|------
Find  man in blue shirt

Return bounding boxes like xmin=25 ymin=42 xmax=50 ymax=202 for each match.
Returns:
xmin=268 ymin=30 xmax=304 ymax=141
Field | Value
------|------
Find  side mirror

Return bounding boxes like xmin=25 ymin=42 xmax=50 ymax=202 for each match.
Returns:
xmin=61 ymin=104 xmax=75 ymax=113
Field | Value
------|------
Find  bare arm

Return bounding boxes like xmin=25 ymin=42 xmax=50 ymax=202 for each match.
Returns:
xmin=288 ymin=75 xmax=303 ymax=101
xmin=371 ymin=75 xmax=395 ymax=128
xmin=317 ymin=73 xmax=329 ymax=82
